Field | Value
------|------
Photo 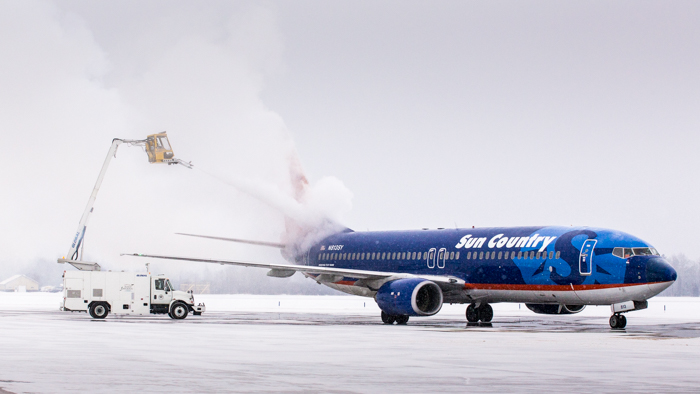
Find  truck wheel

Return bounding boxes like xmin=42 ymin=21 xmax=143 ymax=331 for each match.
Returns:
xmin=90 ymin=303 xmax=109 ymax=319
xmin=170 ymin=303 xmax=188 ymax=320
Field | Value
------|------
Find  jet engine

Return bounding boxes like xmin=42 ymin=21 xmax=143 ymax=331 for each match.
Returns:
xmin=375 ymin=278 xmax=443 ymax=316
xmin=525 ymin=304 xmax=586 ymax=315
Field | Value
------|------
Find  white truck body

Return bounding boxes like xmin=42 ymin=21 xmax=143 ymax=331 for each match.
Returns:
xmin=62 ymin=270 xmax=205 ymax=319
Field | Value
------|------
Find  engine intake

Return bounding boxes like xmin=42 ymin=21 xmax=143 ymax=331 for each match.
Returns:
xmin=375 ymin=278 xmax=443 ymax=316
xmin=526 ymin=304 xmax=585 ymax=315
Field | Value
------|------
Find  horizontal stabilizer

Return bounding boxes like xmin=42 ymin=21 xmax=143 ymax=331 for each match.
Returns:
xmin=176 ymin=233 xmax=286 ymax=249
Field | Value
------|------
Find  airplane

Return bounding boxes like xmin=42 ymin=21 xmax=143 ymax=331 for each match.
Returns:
xmin=129 ymin=223 xmax=676 ymax=329
xmin=126 ymin=154 xmax=677 ymax=330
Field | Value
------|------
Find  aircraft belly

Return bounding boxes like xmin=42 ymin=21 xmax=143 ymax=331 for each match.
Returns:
xmin=467 ymin=283 xmax=664 ymax=305
xmin=477 ymin=289 xmax=582 ymax=304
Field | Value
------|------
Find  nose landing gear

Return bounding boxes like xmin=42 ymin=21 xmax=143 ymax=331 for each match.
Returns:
xmin=466 ymin=303 xmax=493 ymax=323
xmin=609 ymin=313 xmax=627 ymax=329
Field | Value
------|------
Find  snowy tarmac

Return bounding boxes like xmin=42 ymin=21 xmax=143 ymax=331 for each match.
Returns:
xmin=1 ymin=293 xmax=699 ymax=393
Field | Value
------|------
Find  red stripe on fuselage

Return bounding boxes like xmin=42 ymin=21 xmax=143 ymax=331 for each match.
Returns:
xmin=330 ymin=281 xmax=669 ymax=289
xmin=463 ymin=282 xmax=663 ymax=291
xmin=329 ymin=280 xmax=670 ymax=290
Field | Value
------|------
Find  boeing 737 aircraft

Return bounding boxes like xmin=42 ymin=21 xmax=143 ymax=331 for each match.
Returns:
xmin=130 ymin=223 xmax=677 ymax=329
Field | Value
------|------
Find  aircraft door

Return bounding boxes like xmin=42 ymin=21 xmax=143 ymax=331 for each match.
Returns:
xmin=579 ymin=239 xmax=597 ymax=276
xmin=151 ymin=278 xmax=173 ymax=304
xmin=437 ymin=248 xmax=446 ymax=269
xmin=427 ymin=248 xmax=436 ymax=268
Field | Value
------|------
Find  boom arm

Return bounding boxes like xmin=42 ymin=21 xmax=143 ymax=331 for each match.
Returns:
xmin=59 ymin=134 xmax=191 ymax=271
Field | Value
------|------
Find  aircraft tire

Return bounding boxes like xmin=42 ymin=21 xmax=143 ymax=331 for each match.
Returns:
xmin=90 ymin=302 xmax=109 ymax=319
xmin=618 ymin=314 xmax=627 ymax=328
xmin=609 ymin=314 xmax=626 ymax=329
xmin=466 ymin=304 xmax=479 ymax=322
xmin=381 ymin=311 xmax=396 ymax=324
xmin=395 ymin=315 xmax=409 ymax=325
xmin=478 ymin=304 xmax=494 ymax=322
xmin=170 ymin=303 xmax=188 ymax=320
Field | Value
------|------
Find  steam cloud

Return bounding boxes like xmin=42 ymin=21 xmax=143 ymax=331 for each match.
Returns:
xmin=0 ymin=1 xmax=352 ymax=291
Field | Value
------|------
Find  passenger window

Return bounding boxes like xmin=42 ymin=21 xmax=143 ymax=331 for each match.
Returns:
xmin=517 ymin=251 xmax=522 ymax=259
xmin=410 ymin=252 xmax=415 ymax=260
xmin=449 ymin=251 xmax=455 ymax=259
xmin=382 ymin=252 xmax=386 ymax=260
xmin=555 ymin=251 xmax=560 ymax=259
xmin=479 ymin=252 xmax=484 ymax=259
xmin=456 ymin=252 xmax=460 ymax=259
xmin=530 ymin=251 xmax=535 ymax=259
xmin=536 ymin=252 xmax=541 ymax=259
xmin=549 ymin=251 xmax=554 ymax=259
xmin=485 ymin=252 xmax=490 ymax=260
xmin=497 ymin=251 xmax=502 ymax=259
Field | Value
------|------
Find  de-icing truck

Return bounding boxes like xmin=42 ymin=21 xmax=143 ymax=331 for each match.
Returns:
xmin=57 ymin=132 xmax=204 ymax=319
xmin=62 ymin=270 xmax=205 ymax=319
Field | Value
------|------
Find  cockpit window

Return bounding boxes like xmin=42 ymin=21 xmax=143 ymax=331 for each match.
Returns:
xmin=632 ymin=248 xmax=654 ymax=256
xmin=613 ymin=246 xmax=660 ymax=258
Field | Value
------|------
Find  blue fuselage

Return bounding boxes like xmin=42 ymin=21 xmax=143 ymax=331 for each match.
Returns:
xmin=305 ymin=226 xmax=676 ymax=305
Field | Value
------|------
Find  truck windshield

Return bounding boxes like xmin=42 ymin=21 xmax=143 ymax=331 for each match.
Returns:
xmin=165 ymin=279 xmax=173 ymax=291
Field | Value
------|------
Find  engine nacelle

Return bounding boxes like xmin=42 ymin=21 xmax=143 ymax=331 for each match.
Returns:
xmin=375 ymin=278 xmax=443 ymax=316
xmin=526 ymin=304 xmax=586 ymax=315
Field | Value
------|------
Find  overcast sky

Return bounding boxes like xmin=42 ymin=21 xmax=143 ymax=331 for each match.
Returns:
xmin=1 ymin=1 xmax=699 ymax=286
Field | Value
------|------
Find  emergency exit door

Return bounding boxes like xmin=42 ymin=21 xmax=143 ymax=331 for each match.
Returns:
xmin=579 ymin=239 xmax=597 ymax=276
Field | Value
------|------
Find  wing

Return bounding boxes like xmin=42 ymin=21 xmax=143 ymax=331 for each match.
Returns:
xmin=121 ymin=253 xmax=465 ymax=290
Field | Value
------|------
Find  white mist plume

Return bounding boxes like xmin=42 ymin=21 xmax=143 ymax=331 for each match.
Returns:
xmin=0 ymin=1 xmax=352 ymax=291
xmin=199 ymin=159 xmax=354 ymax=258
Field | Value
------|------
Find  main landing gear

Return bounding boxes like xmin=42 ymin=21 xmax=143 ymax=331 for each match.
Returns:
xmin=466 ymin=303 xmax=493 ymax=323
xmin=609 ymin=313 xmax=627 ymax=329
xmin=381 ymin=311 xmax=409 ymax=325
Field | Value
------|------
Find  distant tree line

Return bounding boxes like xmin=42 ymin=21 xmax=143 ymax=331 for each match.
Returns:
xmin=660 ymin=254 xmax=700 ymax=296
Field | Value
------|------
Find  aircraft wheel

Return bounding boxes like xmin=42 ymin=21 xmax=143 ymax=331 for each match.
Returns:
xmin=609 ymin=314 xmax=626 ymax=329
xmin=395 ymin=315 xmax=409 ymax=325
xmin=618 ymin=314 xmax=627 ymax=329
xmin=466 ymin=304 xmax=479 ymax=322
xmin=381 ymin=311 xmax=396 ymax=324
xmin=90 ymin=302 xmax=109 ymax=319
xmin=478 ymin=304 xmax=494 ymax=322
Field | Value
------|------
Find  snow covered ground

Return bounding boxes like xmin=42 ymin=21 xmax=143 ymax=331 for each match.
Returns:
xmin=1 ymin=293 xmax=699 ymax=393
